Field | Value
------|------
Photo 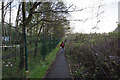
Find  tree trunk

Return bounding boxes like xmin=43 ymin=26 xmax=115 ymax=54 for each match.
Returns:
xmin=34 ymin=15 xmax=39 ymax=58
xmin=15 ymin=46 xmax=16 ymax=60
xmin=34 ymin=41 xmax=38 ymax=58
xmin=19 ymin=38 xmax=25 ymax=69
xmin=9 ymin=2 xmax=11 ymax=44
xmin=19 ymin=2 xmax=26 ymax=69
xmin=29 ymin=29 xmax=32 ymax=44
xmin=2 ymin=2 xmax=6 ymax=51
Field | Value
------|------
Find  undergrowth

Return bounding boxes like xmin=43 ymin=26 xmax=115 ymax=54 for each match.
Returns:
xmin=65 ymin=32 xmax=120 ymax=78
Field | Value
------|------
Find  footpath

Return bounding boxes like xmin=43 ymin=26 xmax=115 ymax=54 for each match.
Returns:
xmin=45 ymin=49 xmax=72 ymax=78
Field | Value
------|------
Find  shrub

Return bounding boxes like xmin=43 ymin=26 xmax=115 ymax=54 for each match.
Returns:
xmin=65 ymin=33 xmax=120 ymax=78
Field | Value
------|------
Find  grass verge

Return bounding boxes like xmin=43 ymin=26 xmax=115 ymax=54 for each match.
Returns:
xmin=29 ymin=46 xmax=59 ymax=78
xmin=2 ymin=42 xmax=60 ymax=78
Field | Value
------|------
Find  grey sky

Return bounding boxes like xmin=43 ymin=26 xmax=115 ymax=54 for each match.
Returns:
xmin=0 ymin=0 xmax=119 ymax=33
xmin=65 ymin=0 xmax=119 ymax=33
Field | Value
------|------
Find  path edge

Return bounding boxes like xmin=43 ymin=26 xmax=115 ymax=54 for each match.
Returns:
xmin=42 ymin=49 xmax=60 ymax=78
xmin=64 ymin=53 xmax=74 ymax=80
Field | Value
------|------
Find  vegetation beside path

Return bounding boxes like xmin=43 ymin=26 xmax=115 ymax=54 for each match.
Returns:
xmin=2 ymin=42 xmax=60 ymax=78
xmin=29 ymin=45 xmax=60 ymax=78
xmin=65 ymin=32 xmax=120 ymax=78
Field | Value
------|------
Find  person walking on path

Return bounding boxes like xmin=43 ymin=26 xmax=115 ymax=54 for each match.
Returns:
xmin=45 ymin=41 xmax=72 ymax=78
xmin=60 ymin=42 xmax=65 ymax=53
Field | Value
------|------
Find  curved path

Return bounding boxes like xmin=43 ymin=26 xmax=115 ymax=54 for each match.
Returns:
xmin=45 ymin=49 xmax=72 ymax=78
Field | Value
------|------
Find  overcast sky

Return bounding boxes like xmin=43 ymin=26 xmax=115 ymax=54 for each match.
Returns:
xmin=0 ymin=0 xmax=119 ymax=33
xmin=65 ymin=0 xmax=119 ymax=33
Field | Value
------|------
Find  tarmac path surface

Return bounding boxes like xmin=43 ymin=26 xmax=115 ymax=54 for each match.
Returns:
xmin=46 ymin=48 xmax=72 ymax=78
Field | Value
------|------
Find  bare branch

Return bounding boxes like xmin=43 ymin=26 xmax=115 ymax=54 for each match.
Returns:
xmin=15 ymin=3 xmax=21 ymax=28
xmin=33 ymin=8 xmax=86 ymax=14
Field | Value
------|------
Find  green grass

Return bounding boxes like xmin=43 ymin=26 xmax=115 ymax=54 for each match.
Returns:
xmin=29 ymin=47 xmax=59 ymax=78
xmin=2 ymin=57 xmax=25 ymax=78
xmin=2 ymin=47 xmax=19 ymax=56
xmin=2 ymin=41 xmax=60 ymax=78
xmin=2 ymin=46 xmax=59 ymax=78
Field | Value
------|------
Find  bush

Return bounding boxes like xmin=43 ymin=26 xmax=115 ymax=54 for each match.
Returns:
xmin=65 ymin=33 xmax=120 ymax=78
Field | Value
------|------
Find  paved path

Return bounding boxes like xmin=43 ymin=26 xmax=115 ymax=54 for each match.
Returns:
xmin=46 ymin=49 xmax=72 ymax=78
